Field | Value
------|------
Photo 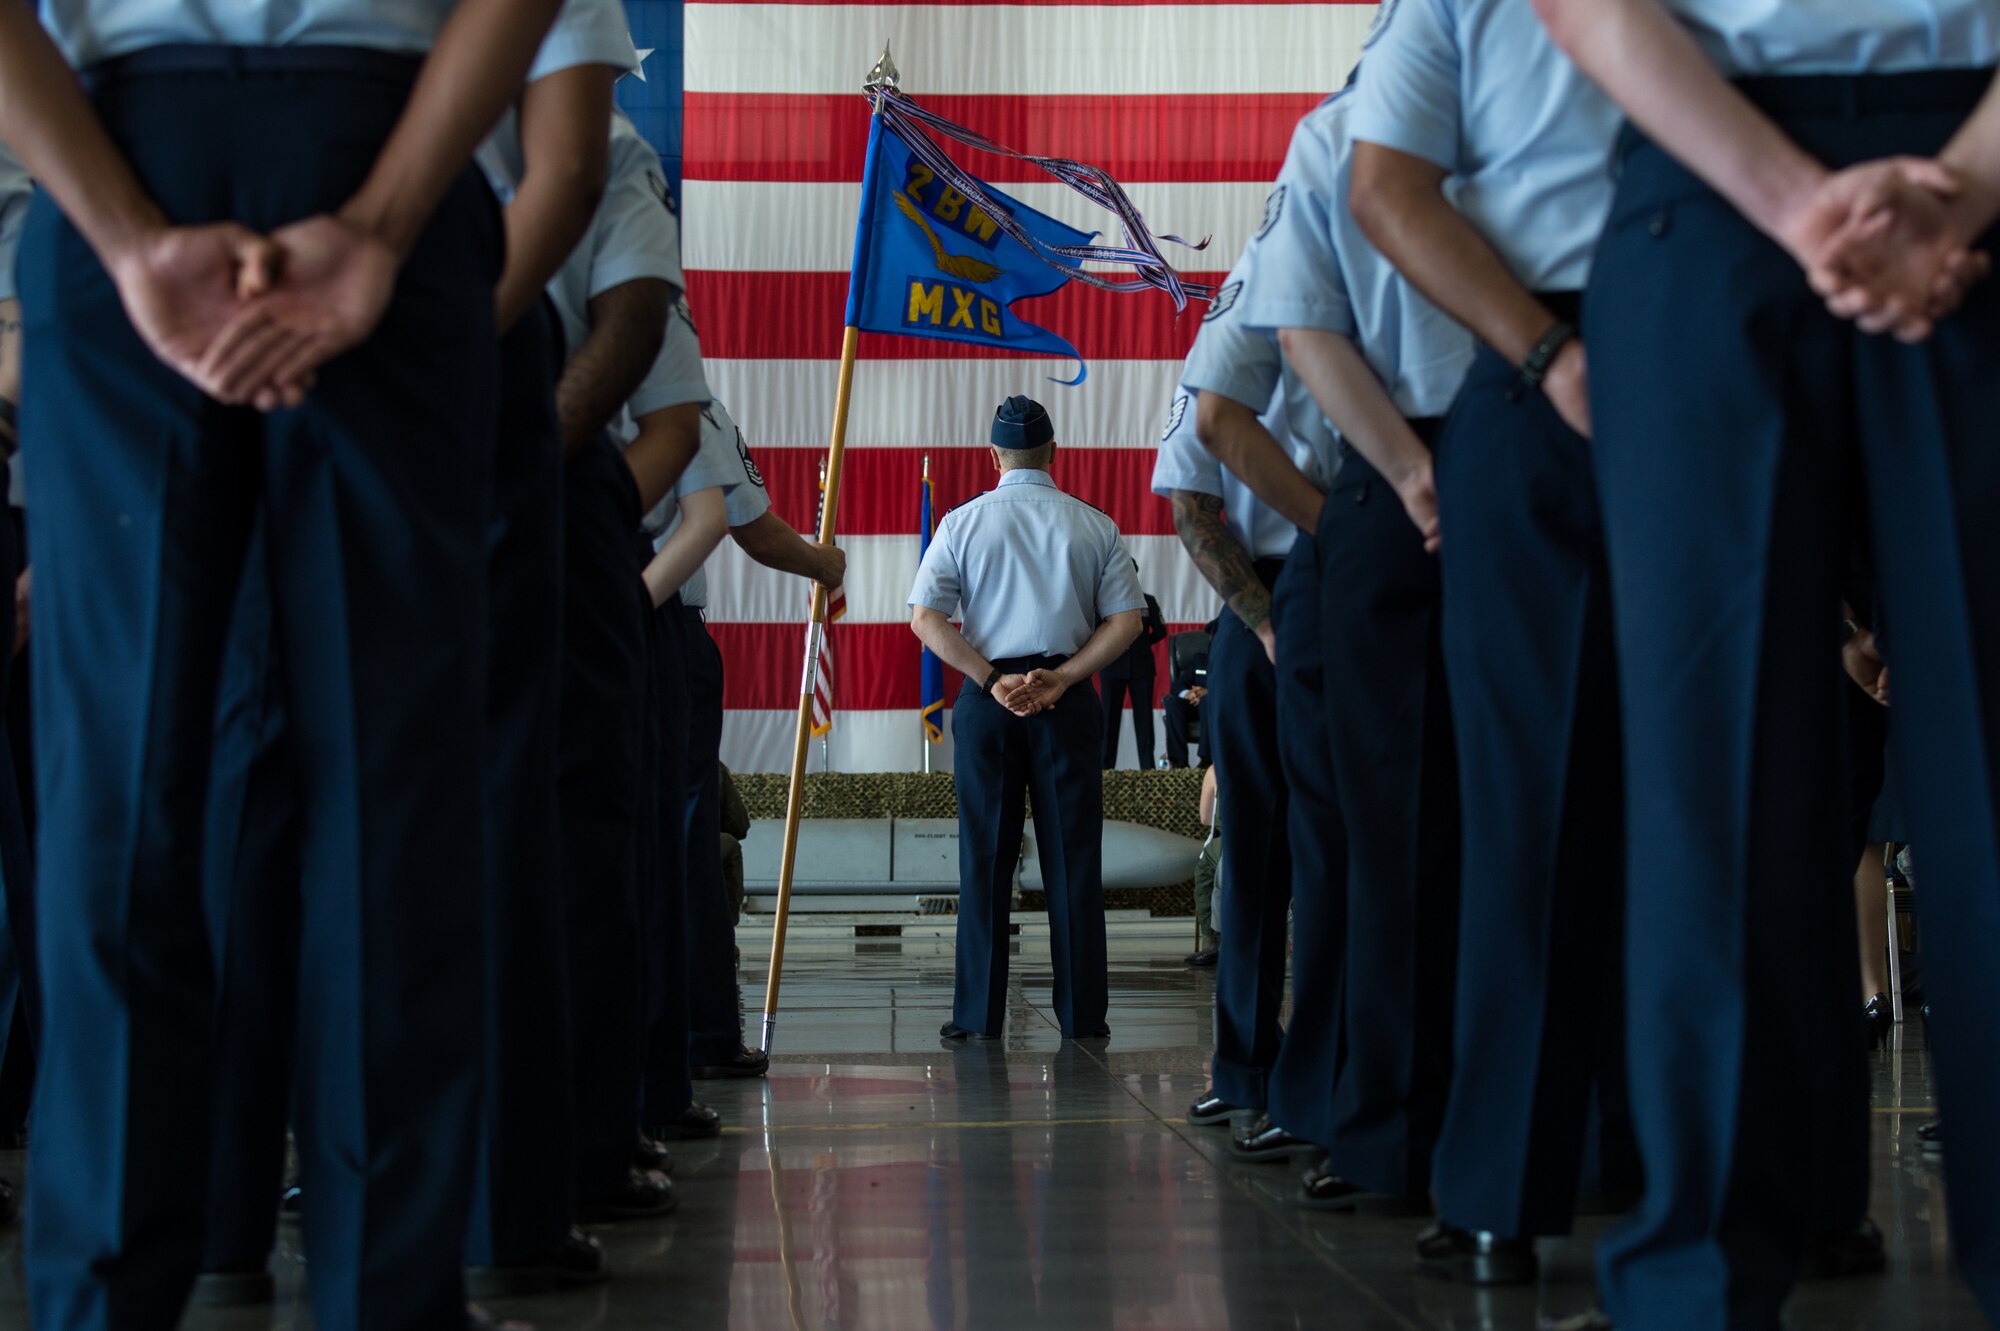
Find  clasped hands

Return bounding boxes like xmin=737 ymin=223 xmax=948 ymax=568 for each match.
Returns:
xmin=1785 ymin=155 xmax=1995 ymax=343
xmin=109 ymin=212 xmax=400 ymax=412
xmin=991 ymin=667 xmax=1069 ymax=717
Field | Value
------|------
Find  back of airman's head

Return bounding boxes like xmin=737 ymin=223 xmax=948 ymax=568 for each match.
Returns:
xmin=990 ymin=394 xmax=1057 ymax=471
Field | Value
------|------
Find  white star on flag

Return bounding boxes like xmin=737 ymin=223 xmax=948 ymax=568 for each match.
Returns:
xmin=632 ymin=46 xmax=654 ymax=81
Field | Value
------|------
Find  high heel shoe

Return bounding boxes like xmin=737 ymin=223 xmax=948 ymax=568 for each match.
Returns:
xmin=1863 ymin=993 xmax=1893 ymax=1046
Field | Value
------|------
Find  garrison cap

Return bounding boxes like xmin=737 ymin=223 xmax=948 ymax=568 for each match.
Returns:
xmin=991 ymin=395 xmax=1054 ymax=450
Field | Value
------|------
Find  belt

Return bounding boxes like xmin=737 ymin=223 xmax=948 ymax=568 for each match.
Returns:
xmin=1736 ymin=67 xmax=1994 ymax=119
xmin=1406 ymin=415 xmax=1446 ymax=447
xmin=85 ymin=43 xmax=424 ymax=88
xmin=1537 ymin=290 xmax=1583 ymax=325
xmin=987 ymin=653 xmax=1072 ymax=674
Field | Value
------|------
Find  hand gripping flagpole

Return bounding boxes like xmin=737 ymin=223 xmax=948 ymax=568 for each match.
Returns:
xmin=761 ymin=46 xmax=896 ymax=1058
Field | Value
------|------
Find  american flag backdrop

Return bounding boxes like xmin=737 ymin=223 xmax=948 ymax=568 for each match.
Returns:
xmin=681 ymin=0 xmax=1377 ymax=773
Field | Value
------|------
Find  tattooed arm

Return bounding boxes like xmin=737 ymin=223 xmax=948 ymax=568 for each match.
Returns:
xmin=556 ymin=276 xmax=669 ymax=456
xmin=0 ymin=298 xmax=18 ymax=457
xmin=1171 ymin=488 xmax=1277 ymax=662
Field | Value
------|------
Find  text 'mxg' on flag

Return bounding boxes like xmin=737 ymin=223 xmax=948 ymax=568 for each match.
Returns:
xmin=845 ymin=115 xmax=1092 ymax=378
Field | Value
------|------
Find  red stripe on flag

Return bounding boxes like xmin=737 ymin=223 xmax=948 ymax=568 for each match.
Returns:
xmin=686 ymin=270 xmax=1222 ymax=361
xmin=683 ymin=93 xmax=1317 ymax=184
xmin=750 ymin=446 xmax=1177 ymax=537
xmin=713 ymin=621 xmax=1210 ymax=710
xmin=687 ymin=0 xmax=1353 ymax=5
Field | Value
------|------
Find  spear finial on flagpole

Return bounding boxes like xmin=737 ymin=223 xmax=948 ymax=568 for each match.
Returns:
xmin=866 ymin=42 xmax=898 ymax=94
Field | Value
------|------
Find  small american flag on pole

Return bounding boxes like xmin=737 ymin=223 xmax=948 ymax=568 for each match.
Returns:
xmin=809 ymin=460 xmax=846 ymax=739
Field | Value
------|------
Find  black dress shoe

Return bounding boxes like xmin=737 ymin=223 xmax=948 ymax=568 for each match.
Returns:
xmin=191 ymin=1266 xmax=275 ymax=1307
xmin=1230 ymin=1115 xmax=1312 ymax=1164
xmin=633 ymin=1133 xmax=675 ymax=1175
xmin=577 ymin=1168 xmax=678 ymax=1222
xmin=939 ymin=1022 xmax=1000 ymax=1042
xmin=1919 ymin=1120 xmax=1943 ymax=1155
xmin=1802 ymin=1217 xmax=1887 ymax=1279
xmin=1184 ymin=945 xmax=1219 ymax=967
xmin=467 ymin=1304 xmax=535 ymax=1330
xmin=1414 ymin=1220 xmax=1538 ymax=1285
xmin=1298 ymin=1159 xmax=1432 ymax=1217
xmin=1187 ymin=1093 xmax=1242 ymax=1127
xmin=1572 ymin=1189 xmax=1641 ymax=1217
xmin=277 ymin=1184 xmax=304 ymax=1226
xmin=1542 ymin=1313 xmax=1617 ymax=1331
xmin=1068 ymin=1024 xmax=1111 ymax=1041
xmin=692 ymin=1047 xmax=770 ymax=1080
xmin=650 ymin=1101 xmax=723 ymax=1141
xmin=1864 ymin=993 xmax=1894 ymax=1046
xmin=467 ymin=1227 xmax=610 ymax=1299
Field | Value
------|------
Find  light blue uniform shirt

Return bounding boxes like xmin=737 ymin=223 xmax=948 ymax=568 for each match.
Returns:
xmin=1236 ymin=89 xmax=1473 ymax=421
xmin=477 ymin=0 xmax=639 ymax=201
xmin=909 ymin=469 xmax=1146 ymax=662
xmin=1662 ymin=0 xmax=2000 ymax=75
xmin=1351 ymin=0 xmax=1621 ymax=292
xmin=45 ymin=0 xmax=457 ymax=67
xmin=0 ymin=140 xmax=30 ymax=305
xmin=1155 ymin=240 xmax=1336 ymax=561
xmin=546 ymin=111 xmax=685 ymax=364
xmin=651 ymin=401 xmax=769 ymax=607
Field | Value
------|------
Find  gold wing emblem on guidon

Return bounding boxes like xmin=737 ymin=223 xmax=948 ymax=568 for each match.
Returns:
xmin=894 ymin=190 xmax=1005 ymax=284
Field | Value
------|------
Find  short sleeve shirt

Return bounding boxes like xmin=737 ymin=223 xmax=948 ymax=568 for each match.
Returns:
xmin=1349 ymin=0 xmax=1621 ymax=292
xmin=1661 ymin=0 xmax=2000 ymax=74
xmin=45 ymin=0 xmax=465 ymax=66
xmin=909 ymin=470 xmax=1146 ymax=661
xmin=1236 ymin=89 xmax=1472 ymax=420
xmin=546 ymin=110 xmax=684 ymax=360
xmin=477 ymin=0 xmax=640 ymax=202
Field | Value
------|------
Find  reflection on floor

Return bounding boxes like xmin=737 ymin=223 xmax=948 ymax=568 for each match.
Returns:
xmin=104 ymin=933 xmax=2000 ymax=1327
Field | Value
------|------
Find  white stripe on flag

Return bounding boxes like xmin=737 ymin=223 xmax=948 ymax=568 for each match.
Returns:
xmin=703 ymin=533 xmax=1222 ymax=627
xmin=706 ymin=357 xmax=1185 ymax=452
xmin=681 ymin=179 xmax=1272 ymax=274
xmin=684 ymin=5 xmax=1374 ymax=97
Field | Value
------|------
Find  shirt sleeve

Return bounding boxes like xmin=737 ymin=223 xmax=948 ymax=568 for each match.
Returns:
xmin=1180 ymin=299 xmax=1284 ymax=412
xmin=1348 ymin=0 xmax=1464 ymax=173
xmin=627 ymin=300 xmax=711 ymax=417
xmin=586 ymin=129 xmax=685 ymax=300
xmin=908 ymin=516 xmax=963 ymax=615
xmin=1095 ymin=535 xmax=1149 ymax=617
xmin=1236 ymin=117 xmax=1355 ymax=335
xmin=528 ymin=0 xmax=640 ymax=81
xmin=1150 ymin=388 xmax=1225 ymax=500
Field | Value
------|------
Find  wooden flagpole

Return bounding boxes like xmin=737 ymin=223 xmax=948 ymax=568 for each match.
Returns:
xmin=760 ymin=323 xmax=858 ymax=1057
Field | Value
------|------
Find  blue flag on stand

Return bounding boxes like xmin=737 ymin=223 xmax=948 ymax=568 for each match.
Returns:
xmin=845 ymin=114 xmax=1094 ymax=377
xmin=919 ymin=460 xmax=944 ymax=743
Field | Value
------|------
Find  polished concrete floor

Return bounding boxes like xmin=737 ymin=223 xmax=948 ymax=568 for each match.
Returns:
xmin=18 ymin=929 xmax=1985 ymax=1329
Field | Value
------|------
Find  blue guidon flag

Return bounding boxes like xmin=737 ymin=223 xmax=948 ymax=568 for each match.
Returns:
xmin=843 ymin=60 xmax=1215 ymax=383
xmin=846 ymin=113 xmax=1093 ymax=376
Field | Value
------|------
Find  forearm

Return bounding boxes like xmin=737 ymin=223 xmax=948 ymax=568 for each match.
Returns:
xmin=1194 ymin=390 xmax=1325 ymax=532
xmin=1278 ymin=327 xmax=1433 ymax=489
xmin=495 ymin=65 xmax=616 ymax=332
xmin=1941 ymin=73 xmax=2000 ymax=232
xmin=1056 ymin=611 xmax=1144 ymax=686
xmin=623 ymin=402 xmax=701 ymax=512
xmin=1170 ymin=490 xmax=1272 ymax=633
xmin=0 ymin=9 xmax=165 ymax=265
xmin=911 ymin=608 xmax=993 ymax=685
xmin=733 ymin=510 xmax=842 ymax=587
xmin=556 ymin=278 xmax=669 ymax=454
xmin=1532 ymin=0 xmax=1824 ymax=245
xmin=642 ymin=489 xmax=727 ymax=607
xmin=1350 ymin=145 xmax=1561 ymax=365
xmin=339 ymin=0 xmax=566 ymax=258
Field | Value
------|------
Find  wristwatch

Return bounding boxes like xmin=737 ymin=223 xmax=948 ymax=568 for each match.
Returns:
xmin=1508 ymin=319 xmax=1577 ymax=402
xmin=982 ymin=665 xmax=1004 ymax=696
xmin=1843 ymin=617 xmax=1865 ymax=643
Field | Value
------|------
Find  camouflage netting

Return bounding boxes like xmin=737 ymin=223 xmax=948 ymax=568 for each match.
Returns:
xmin=735 ymin=769 xmax=1205 ymax=917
